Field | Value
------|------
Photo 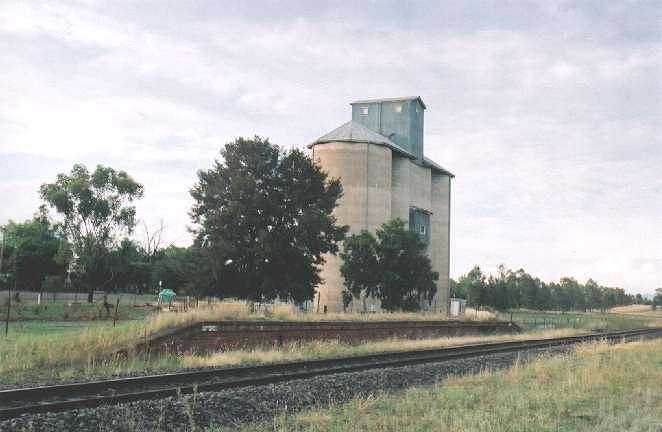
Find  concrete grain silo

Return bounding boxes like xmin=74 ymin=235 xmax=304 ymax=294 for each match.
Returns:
xmin=309 ymin=97 xmax=453 ymax=314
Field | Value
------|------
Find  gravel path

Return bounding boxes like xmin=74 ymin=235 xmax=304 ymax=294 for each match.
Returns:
xmin=1 ymin=345 xmax=573 ymax=432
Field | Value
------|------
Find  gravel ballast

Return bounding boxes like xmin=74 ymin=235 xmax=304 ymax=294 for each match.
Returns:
xmin=1 ymin=345 xmax=575 ymax=432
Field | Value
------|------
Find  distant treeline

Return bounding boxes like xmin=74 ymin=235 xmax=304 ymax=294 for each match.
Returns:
xmin=0 ymin=214 xmax=195 ymax=296
xmin=451 ymin=265 xmax=649 ymax=312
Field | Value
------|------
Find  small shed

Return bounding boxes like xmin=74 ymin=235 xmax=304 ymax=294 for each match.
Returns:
xmin=158 ymin=289 xmax=177 ymax=304
xmin=449 ymin=298 xmax=467 ymax=318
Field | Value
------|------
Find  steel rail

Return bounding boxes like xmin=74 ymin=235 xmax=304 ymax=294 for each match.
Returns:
xmin=0 ymin=327 xmax=659 ymax=420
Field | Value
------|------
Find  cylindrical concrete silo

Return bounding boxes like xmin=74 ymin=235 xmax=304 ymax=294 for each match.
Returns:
xmin=310 ymin=122 xmax=393 ymax=312
xmin=309 ymin=97 xmax=453 ymax=314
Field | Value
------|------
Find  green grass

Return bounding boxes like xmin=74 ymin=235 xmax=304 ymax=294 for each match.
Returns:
xmin=218 ymin=338 xmax=662 ymax=432
xmin=0 ymin=297 xmax=152 ymax=322
xmin=1 ymin=320 xmax=115 ymax=343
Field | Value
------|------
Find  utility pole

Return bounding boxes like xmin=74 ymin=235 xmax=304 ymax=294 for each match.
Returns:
xmin=0 ymin=227 xmax=5 ymax=288
xmin=6 ymin=259 xmax=13 ymax=336
xmin=1 ymin=228 xmax=8 ymax=336
xmin=6 ymin=230 xmax=18 ymax=336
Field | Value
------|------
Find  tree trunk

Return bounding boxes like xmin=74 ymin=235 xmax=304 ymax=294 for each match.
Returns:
xmin=87 ymin=288 xmax=94 ymax=303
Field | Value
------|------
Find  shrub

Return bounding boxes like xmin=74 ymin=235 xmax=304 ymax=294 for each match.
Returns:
xmin=41 ymin=275 xmax=64 ymax=295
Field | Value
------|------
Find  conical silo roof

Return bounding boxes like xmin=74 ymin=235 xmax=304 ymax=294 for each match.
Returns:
xmin=309 ymin=121 xmax=416 ymax=159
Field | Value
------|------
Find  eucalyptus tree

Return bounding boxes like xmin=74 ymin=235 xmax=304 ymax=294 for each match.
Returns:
xmin=40 ymin=164 xmax=144 ymax=302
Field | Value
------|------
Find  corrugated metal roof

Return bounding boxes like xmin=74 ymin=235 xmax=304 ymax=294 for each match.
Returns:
xmin=309 ymin=121 xmax=417 ymax=159
xmin=422 ymin=157 xmax=455 ymax=177
xmin=350 ymin=96 xmax=426 ymax=109
xmin=309 ymin=119 xmax=454 ymax=179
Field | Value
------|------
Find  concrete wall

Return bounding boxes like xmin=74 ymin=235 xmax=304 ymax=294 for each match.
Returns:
xmin=431 ymin=174 xmax=451 ymax=313
xmin=312 ymin=141 xmax=449 ymax=314
xmin=409 ymin=162 xmax=432 ymax=214
xmin=366 ymin=144 xmax=392 ymax=232
xmin=313 ymin=142 xmax=391 ymax=312
xmin=391 ymin=155 xmax=411 ymax=222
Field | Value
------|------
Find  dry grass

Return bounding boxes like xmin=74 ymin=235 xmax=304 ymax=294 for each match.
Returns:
xmin=0 ymin=300 xmax=497 ymax=385
xmin=0 ymin=309 xmax=576 ymax=386
xmin=510 ymin=308 xmax=662 ymax=331
xmin=225 ymin=337 xmax=662 ymax=432
xmin=3 ymin=298 xmax=656 ymax=386
xmin=148 ymin=301 xmax=496 ymax=327
xmin=179 ymin=328 xmax=581 ymax=370
xmin=609 ymin=304 xmax=662 ymax=317
xmin=463 ymin=307 xmax=498 ymax=320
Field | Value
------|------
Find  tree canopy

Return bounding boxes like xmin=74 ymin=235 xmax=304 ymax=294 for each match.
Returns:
xmin=0 ymin=209 xmax=68 ymax=292
xmin=40 ymin=164 xmax=144 ymax=301
xmin=190 ymin=136 xmax=347 ymax=303
xmin=653 ymin=288 xmax=662 ymax=310
xmin=340 ymin=219 xmax=438 ymax=312
xmin=453 ymin=265 xmax=638 ymax=312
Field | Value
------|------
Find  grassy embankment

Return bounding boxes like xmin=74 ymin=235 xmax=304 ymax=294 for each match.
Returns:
xmin=0 ymin=302 xmax=261 ymax=383
xmin=1 ymin=302 xmax=659 ymax=386
xmin=0 ymin=301 xmax=544 ymax=385
xmin=218 ymin=337 xmax=662 ymax=432
xmin=508 ymin=306 xmax=662 ymax=331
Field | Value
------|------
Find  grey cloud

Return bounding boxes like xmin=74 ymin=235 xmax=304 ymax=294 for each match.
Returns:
xmin=0 ymin=0 xmax=660 ymax=293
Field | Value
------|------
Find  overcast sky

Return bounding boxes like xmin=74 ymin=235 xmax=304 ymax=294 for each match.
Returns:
xmin=1 ymin=1 xmax=660 ymax=294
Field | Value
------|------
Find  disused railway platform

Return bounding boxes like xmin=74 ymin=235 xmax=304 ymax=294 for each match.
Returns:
xmin=139 ymin=319 xmax=521 ymax=354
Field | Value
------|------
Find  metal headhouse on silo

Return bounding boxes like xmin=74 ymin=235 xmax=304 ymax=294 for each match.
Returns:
xmin=309 ymin=96 xmax=454 ymax=314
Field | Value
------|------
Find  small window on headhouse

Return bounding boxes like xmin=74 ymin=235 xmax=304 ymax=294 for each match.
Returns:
xmin=394 ymin=104 xmax=402 ymax=113
xmin=420 ymin=225 xmax=426 ymax=235
xmin=360 ymin=106 xmax=369 ymax=116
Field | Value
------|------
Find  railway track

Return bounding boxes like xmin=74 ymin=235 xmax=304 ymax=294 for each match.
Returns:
xmin=1 ymin=327 xmax=660 ymax=421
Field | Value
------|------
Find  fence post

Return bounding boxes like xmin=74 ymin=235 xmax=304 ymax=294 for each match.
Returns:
xmin=4 ymin=291 xmax=9 ymax=336
xmin=113 ymin=297 xmax=120 ymax=327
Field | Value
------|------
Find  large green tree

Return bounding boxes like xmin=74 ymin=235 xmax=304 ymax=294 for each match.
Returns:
xmin=40 ymin=164 xmax=144 ymax=302
xmin=108 ymin=239 xmax=151 ymax=293
xmin=190 ymin=136 xmax=347 ymax=304
xmin=150 ymin=245 xmax=197 ymax=294
xmin=460 ymin=265 xmax=487 ymax=309
xmin=377 ymin=219 xmax=438 ymax=311
xmin=340 ymin=219 xmax=438 ymax=312
xmin=449 ymin=278 xmax=465 ymax=299
xmin=339 ymin=230 xmax=379 ymax=309
xmin=0 ymin=209 xmax=67 ymax=292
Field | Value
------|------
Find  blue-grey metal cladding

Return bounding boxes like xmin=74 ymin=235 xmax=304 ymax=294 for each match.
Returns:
xmin=408 ymin=207 xmax=430 ymax=245
xmin=351 ymin=98 xmax=425 ymax=160
xmin=409 ymin=101 xmax=424 ymax=160
xmin=351 ymin=102 xmax=381 ymax=134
